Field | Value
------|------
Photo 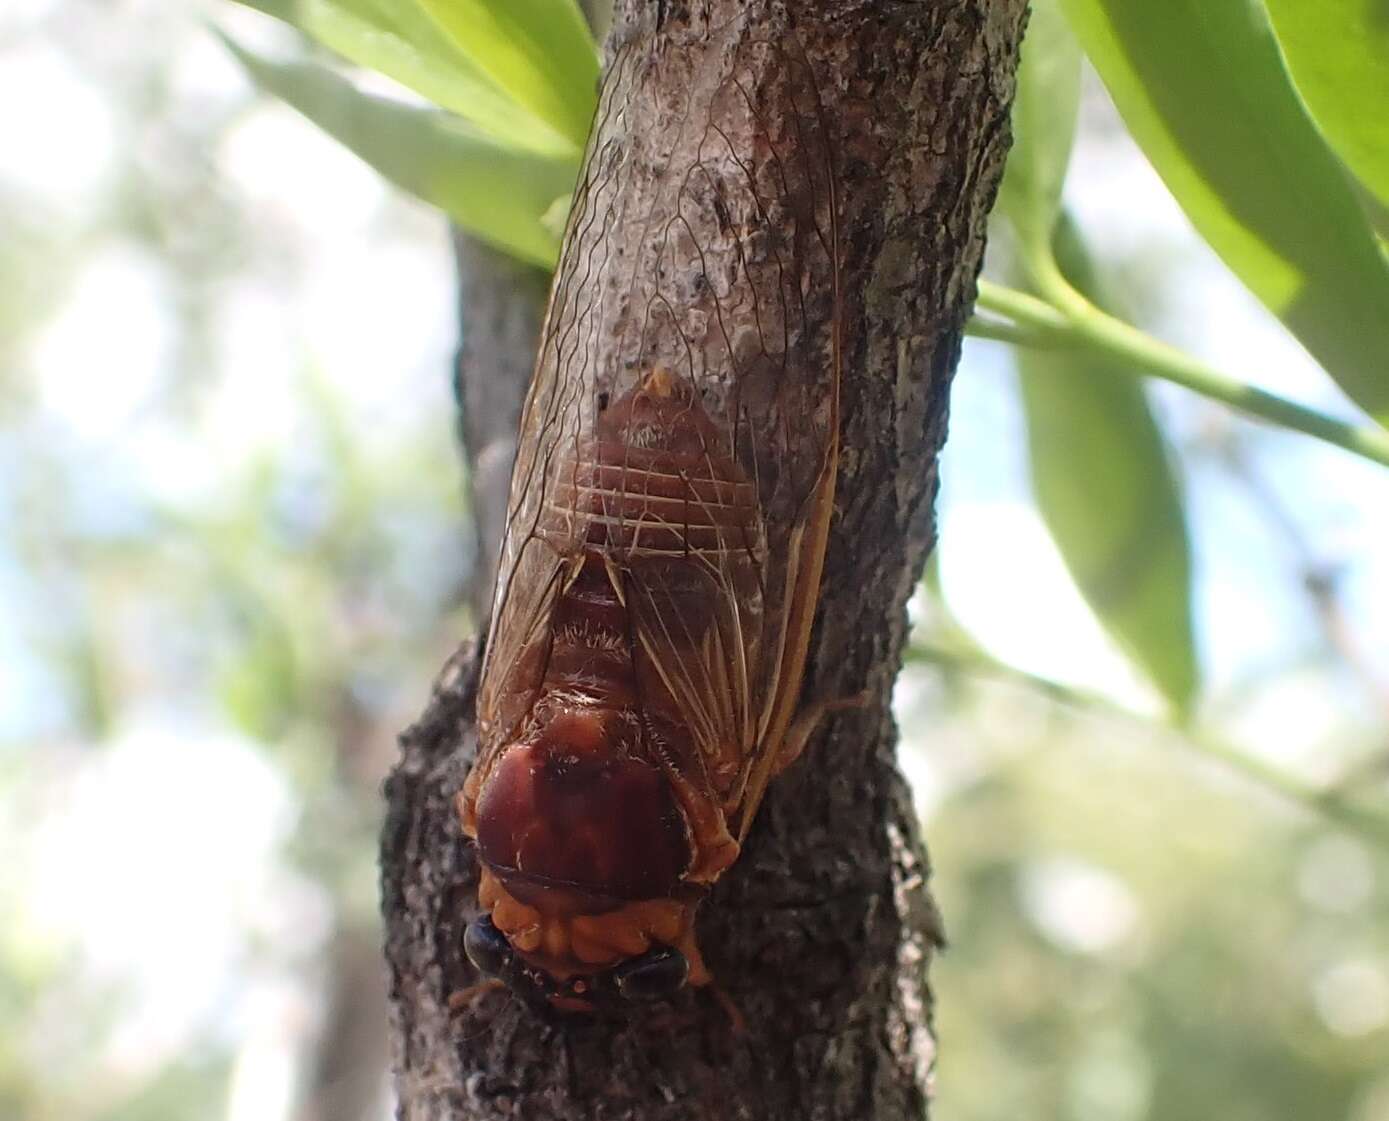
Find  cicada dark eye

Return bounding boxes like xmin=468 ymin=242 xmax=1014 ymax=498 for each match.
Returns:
xmin=463 ymin=915 xmax=513 ymax=978
xmin=612 ymin=947 xmax=689 ymax=1002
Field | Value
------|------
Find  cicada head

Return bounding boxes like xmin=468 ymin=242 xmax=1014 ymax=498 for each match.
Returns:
xmin=458 ymin=705 xmax=706 ymax=1013
xmin=462 ymin=912 xmax=692 ymax=1014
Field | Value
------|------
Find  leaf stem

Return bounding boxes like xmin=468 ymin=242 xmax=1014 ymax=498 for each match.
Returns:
xmin=974 ymin=277 xmax=1389 ymax=470
xmin=964 ymin=316 xmax=1069 ymax=349
xmin=906 ymin=642 xmax=1389 ymax=850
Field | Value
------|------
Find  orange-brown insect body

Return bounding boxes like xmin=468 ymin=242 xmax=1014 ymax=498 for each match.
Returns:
xmin=458 ymin=26 xmax=841 ymax=1011
xmin=461 ymin=370 xmax=755 ymax=990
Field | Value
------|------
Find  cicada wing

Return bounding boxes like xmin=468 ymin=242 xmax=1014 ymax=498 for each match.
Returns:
xmin=473 ymin=321 xmax=579 ymax=755
xmin=475 ymin=533 xmax=572 ymax=758
xmin=623 ymin=535 xmax=763 ymax=796
xmin=619 ymin=424 xmax=839 ymax=845
xmin=587 ymin=30 xmax=842 ymax=847
xmin=473 ymin=53 xmax=636 ymax=757
xmin=727 ymin=452 xmax=838 ymax=842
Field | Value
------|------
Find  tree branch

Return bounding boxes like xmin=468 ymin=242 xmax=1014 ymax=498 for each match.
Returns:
xmin=381 ymin=2 xmax=1027 ymax=1117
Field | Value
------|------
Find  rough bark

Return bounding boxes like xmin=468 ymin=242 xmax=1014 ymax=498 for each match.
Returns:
xmin=382 ymin=2 xmax=1026 ymax=1119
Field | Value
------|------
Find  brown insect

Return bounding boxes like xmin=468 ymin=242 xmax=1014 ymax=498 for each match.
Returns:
xmin=456 ymin=26 xmax=845 ymax=1014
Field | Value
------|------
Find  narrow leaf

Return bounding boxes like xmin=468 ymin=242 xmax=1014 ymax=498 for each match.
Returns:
xmin=235 ymin=0 xmax=580 ymax=158
xmin=416 ymin=0 xmax=598 ymax=151
xmin=997 ymin=0 xmax=1083 ymax=262
xmin=1264 ymin=0 xmax=1389 ymax=215
xmin=223 ymin=34 xmax=574 ymax=267
xmin=230 ymin=0 xmax=294 ymax=18
xmin=1061 ymin=0 xmax=1389 ymax=427
xmin=1018 ymin=215 xmax=1199 ymax=716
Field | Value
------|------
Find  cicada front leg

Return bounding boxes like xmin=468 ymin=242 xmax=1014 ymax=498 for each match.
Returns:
xmin=666 ymin=776 xmax=741 ymax=885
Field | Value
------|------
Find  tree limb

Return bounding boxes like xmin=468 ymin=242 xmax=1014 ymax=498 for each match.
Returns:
xmin=382 ymin=2 xmax=1026 ymax=1117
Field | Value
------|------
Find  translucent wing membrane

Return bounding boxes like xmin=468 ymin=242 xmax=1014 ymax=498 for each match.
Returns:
xmin=477 ymin=24 xmax=840 ymax=850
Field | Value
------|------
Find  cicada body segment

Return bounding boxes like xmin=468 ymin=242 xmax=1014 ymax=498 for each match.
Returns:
xmin=459 ymin=24 xmax=841 ymax=1011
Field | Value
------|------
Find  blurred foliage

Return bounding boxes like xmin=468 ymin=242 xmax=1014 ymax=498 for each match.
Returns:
xmin=1 ymin=3 xmax=467 ymax=1117
xmin=996 ymin=14 xmax=1195 ymax=715
xmin=995 ymin=0 xmax=1082 ymax=266
xmin=2 ymin=1 xmax=1387 ymax=1120
xmin=225 ymin=0 xmax=591 ymax=264
xmin=236 ymin=0 xmax=585 ymax=157
xmin=918 ymin=670 xmax=1389 ymax=1121
xmin=1015 ymin=219 xmax=1196 ymax=716
xmin=1059 ymin=0 xmax=1389 ymax=426
xmin=1258 ymin=0 xmax=1389 ymax=228
xmin=410 ymin=0 xmax=598 ymax=149
xmin=221 ymin=33 xmax=577 ymax=266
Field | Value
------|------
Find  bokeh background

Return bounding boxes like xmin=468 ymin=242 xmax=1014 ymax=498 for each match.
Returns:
xmin=3 ymin=3 xmax=1387 ymax=1120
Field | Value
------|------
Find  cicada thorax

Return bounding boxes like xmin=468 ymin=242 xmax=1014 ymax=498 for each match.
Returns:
xmin=459 ymin=368 xmax=763 ymax=1000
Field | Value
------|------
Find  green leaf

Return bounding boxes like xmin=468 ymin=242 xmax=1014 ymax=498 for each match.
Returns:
xmin=997 ymin=0 xmax=1084 ymax=263
xmin=222 ymin=33 xmax=574 ymax=266
xmin=1264 ymin=0 xmax=1389 ymax=215
xmin=1061 ymin=0 xmax=1389 ymax=428
xmin=230 ymin=0 xmax=295 ymax=18
xmin=1018 ymin=215 xmax=1199 ymax=716
xmin=230 ymin=0 xmax=579 ymax=158
xmin=416 ymin=0 xmax=598 ymax=151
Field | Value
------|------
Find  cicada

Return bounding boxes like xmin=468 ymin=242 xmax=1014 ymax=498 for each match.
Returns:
xmin=456 ymin=27 xmax=843 ymax=1014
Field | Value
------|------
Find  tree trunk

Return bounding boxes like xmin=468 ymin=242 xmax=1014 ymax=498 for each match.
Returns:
xmin=381 ymin=2 xmax=1026 ymax=1119
xmin=449 ymin=233 xmax=550 ymax=622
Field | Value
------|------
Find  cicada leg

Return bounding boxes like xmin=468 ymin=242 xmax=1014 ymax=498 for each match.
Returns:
xmin=772 ymin=689 xmax=870 ymax=776
xmin=657 ymin=759 xmax=740 ymax=884
xmin=447 ymin=977 xmax=507 ymax=1015
xmin=673 ymin=923 xmax=711 ymax=988
xmin=709 ymin=982 xmax=749 ymax=1036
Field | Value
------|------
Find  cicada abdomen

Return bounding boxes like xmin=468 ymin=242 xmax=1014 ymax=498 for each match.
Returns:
xmin=457 ymin=22 xmax=841 ymax=1012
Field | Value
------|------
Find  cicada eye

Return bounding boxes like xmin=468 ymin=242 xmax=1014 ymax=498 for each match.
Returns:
xmin=612 ymin=947 xmax=689 ymax=1002
xmin=463 ymin=915 xmax=513 ymax=978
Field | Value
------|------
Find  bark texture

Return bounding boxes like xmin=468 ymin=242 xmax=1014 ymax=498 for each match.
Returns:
xmin=383 ymin=2 xmax=1026 ymax=1118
